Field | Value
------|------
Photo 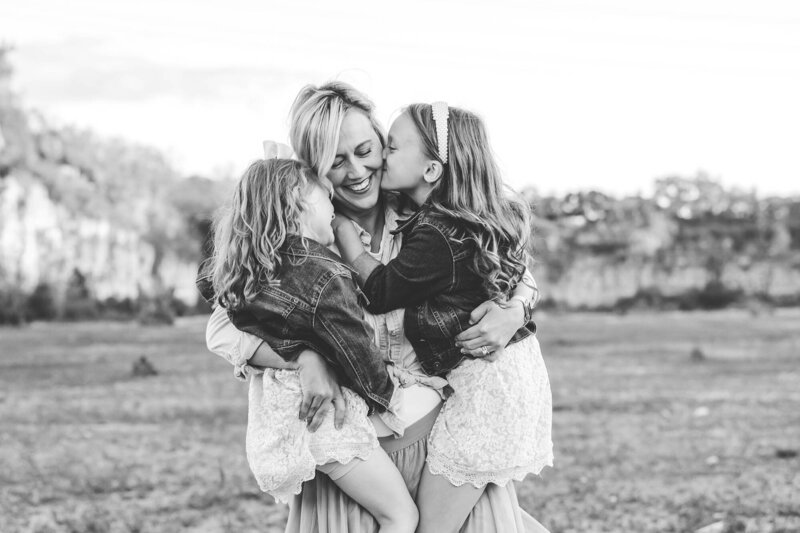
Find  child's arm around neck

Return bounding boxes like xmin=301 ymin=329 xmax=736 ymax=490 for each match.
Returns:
xmin=335 ymin=216 xmax=455 ymax=315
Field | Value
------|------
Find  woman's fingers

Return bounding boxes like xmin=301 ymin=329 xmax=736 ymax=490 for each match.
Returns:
xmin=299 ymin=394 xmax=313 ymax=420
xmin=331 ymin=392 xmax=346 ymax=430
xmin=307 ymin=399 xmax=331 ymax=433
xmin=458 ymin=335 xmax=501 ymax=352
xmin=466 ymin=300 xmax=494 ymax=325
xmin=305 ymin=395 xmax=325 ymax=430
xmin=454 ymin=323 xmax=484 ymax=343
xmin=459 ymin=346 xmax=499 ymax=362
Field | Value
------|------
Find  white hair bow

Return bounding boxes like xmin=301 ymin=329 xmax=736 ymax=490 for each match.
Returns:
xmin=263 ymin=140 xmax=294 ymax=159
xmin=431 ymin=101 xmax=449 ymax=164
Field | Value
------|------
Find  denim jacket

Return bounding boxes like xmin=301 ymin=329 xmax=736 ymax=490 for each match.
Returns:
xmin=202 ymin=235 xmax=396 ymax=412
xmin=360 ymin=206 xmax=536 ymax=377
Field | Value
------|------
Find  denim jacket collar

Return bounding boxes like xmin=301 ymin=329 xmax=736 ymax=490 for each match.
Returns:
xmin=392 ymin=199 xmax=434 ymax=236
xmin=282 ymin=234 xmax=356 ymax=274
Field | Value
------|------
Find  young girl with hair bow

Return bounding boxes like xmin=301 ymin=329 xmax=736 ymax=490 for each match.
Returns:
xmin=334 ymin=103 xmax=553 ymax=533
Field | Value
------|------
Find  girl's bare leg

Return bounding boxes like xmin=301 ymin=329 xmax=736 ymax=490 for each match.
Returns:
xmin=332 ymin=448 xmax=419 ymax=533
xmin=415 ymin=467 xmax=485 ymax=533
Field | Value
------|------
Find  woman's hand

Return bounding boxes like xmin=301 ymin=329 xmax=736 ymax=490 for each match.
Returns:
xmin=296 ymin=349 xmax=346 ymax=432
xmin=454 ymin=300 xmax=525 ymax=360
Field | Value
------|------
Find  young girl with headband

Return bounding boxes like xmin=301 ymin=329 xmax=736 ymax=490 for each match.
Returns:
xmin=210 ymin=149 xmax=418 ymax=533
xmin=334 ymin=103 xmax=553 ymax=532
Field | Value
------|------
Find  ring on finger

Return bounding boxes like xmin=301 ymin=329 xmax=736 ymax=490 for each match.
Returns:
xmin=480 ymin=346 xmax=489 ymax=357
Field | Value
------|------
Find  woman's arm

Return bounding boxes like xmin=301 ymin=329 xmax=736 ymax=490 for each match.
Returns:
xmin=206 ymin=306 xmax=278 ymax=377
xmin=205 ymin=306 xmax=345 ymax=429
xmin=455 ymin=267 xmax=539 ymax=357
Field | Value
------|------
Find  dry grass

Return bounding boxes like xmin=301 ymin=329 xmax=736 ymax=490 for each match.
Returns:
xmin=1 ymin=310 xmax=799 ymax=532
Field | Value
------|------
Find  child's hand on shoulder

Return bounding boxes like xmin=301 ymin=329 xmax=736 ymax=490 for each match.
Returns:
xmin=331 ymin=213 xmax=355 ymax=233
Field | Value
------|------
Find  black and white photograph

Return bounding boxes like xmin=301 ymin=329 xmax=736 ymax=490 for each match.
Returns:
xmin=1 ymin=1 xmax=799 ymax=532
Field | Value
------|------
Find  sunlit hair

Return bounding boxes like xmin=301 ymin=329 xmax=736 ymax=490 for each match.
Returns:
xmin=405 ymin=103 xmax=532 ymax=298
xmin=211 ymin=158 xmax=322 ymax=311
xmin=289 ymin=81 xmax=385 ymax=179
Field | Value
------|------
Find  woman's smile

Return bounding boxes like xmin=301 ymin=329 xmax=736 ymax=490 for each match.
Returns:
xmin=342 ymin=172 xmax=375 ymax=195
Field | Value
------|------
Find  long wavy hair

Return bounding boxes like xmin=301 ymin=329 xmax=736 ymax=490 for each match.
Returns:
xmin=289 ymin=81 xmax=385 ymax=179
xmin=405 ymin=103 xmax=532 ymax=298
xmin=211 ymin=158 xmax=320 ymax=311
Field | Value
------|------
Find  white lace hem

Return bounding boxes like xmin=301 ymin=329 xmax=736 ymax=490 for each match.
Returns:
xmin=267 ymin=439 xmax=380 ymax=504
xmin=426 ymin=445 xmax=554 ymax=488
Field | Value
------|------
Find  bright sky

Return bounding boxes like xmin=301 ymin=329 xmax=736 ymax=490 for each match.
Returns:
xmin=3 ymin=0 xmax=800 ymax=196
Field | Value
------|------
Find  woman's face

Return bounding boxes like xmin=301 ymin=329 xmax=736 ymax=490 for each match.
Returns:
xmin=327 ymin=110 xmax=384 ymax=216
xmin=382 ymin=112 xmax=429 ymax=194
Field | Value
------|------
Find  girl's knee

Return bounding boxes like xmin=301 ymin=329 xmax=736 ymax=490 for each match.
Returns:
xmin=376 ymin=498 xmax=418 ymax=533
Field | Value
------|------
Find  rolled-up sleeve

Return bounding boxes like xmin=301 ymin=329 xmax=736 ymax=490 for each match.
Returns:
xmin=205 ymin=305 xmax=264 ymax=381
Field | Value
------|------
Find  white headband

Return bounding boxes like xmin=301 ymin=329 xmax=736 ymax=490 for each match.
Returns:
xmin=262 ymin=140 xmax=294 ymax=159
xmin=431 ymin=101 xmax=449 ymax=164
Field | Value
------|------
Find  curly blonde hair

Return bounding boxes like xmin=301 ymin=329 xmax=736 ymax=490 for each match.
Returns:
xmin=211 ymin=158 xmax=321 ymax=311
xmin=404 ymin=103 xmax=532 ymax=299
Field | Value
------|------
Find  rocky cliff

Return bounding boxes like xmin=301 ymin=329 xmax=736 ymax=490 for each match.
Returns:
xmin=0 ymin=49 xmax=208 ymax=317
xmin=528 ymin=186 xmax=800 ymax=309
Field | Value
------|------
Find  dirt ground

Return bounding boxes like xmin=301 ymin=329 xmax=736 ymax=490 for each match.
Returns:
xmin=1 ymin=309 xmax=798 ymax=532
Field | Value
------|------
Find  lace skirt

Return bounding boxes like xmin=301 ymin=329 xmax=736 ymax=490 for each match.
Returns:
xmin=427 ymin=334 xmax=554 ymax=487
xmin=246 ymin=369 xmax=378 ymax=503
xmin=285 ymin=404 xmax=551 ymax=533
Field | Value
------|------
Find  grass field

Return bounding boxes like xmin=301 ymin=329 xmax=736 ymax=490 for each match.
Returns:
xmin=1 ymin=310 xmax=799 ymax=533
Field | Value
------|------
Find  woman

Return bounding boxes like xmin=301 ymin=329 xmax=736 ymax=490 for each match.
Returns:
xmin=203 ymin=82 xmax=547 ymax=532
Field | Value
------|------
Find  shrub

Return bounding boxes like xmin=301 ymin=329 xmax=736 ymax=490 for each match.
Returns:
xmin=0 ymin=286 xmax=29 ymax=325
xmin=137 ymin=293 xmax=175 ymax=326
xmin=60 ymin=269 xmax=98 ymax=321
xmin=97 ymin=296 xmax=137 ymax=320
xmin=27 ymin=282 xmax=57 ymax=320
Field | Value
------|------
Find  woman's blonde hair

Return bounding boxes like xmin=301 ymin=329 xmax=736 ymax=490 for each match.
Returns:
xmin=289 ymin=81 xmax=385 ymax=178
xmin=405 ymin=103 xmax=532 ymax=298
xmin=211 ymin=158 xmax=321 ymax=311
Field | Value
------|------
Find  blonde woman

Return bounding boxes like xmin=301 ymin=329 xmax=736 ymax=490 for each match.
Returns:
xmin=203 ymin=82 xmax=548 ymax=532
